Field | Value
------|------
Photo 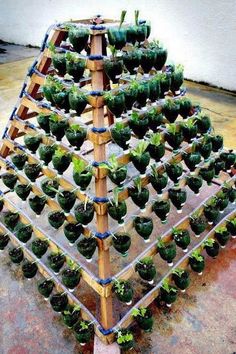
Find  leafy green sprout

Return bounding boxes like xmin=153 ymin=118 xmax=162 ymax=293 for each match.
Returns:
xmin=190 ymin=250 xmax=203 ymax=262
xmin=113 ymin=280 xmax=126 ymax=296
xmin=172 ymin=268 xmax=185 ymax=277
xmin=72 ymin=157 xmax=91 ymax=174
xmin=161 ymin=279 xmax=177 ymax=293
xmin=228 ymin=217 xmax=236 ymax=226
xmin=215 ymin=225 xmax=228 ymax=234
xmin=132 ymin=306 xmax=148 ymax=318
xmin=117 ymin=330 xmax=133 ymax=344
xmin=203 ymin=238 xmax=216 ymax=248
xmin=131 ymin=140 xmax=149 ymax=157
xmin=99 ymin=154 xmax=123 ymax=173
xmin=149 ymin=132 xmax=162 ymax=146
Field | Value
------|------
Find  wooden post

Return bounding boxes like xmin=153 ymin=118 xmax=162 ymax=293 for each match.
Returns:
xmin=91 ymin=33 xmax=114 ymax=329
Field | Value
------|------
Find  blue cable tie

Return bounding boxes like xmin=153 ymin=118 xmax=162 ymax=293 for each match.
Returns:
xmin=91 ymin=127 xmax=107 ymax=133
xmin=95 ymin=231 xmax=111 ymax=239
xmin=89 ymin=90 xmax=103 ymax=96
xmin=19 ymin=83 xmax=27 ymax=98
xmin=40 ymin=33 xmax=49 ymax=52
xmin=10 ymin=107 xmax=17 ymax=120
xmin=39 ymin=102 xmax=51 ymax=109
xmin=93 ymin=196 xmax=109 ymax=203
xmin=27 ymin=59 xmax=38 ymax=77
xmin=2 ymin=127 xmax=8 ymax=139
xmin=92 ymin=161 xmax=107 ymax=167
xmin=90 ymin=25 xmax=106 ymax=30
xmin=6 ymin=161 xmax=16 ymax=170
xmin=98 ymin=277 xmax=112 ymax=285
xmin=88 ymin=55 xmax=103 ymax=60
xmin=98 ymin=327 xmax=114 ymax=335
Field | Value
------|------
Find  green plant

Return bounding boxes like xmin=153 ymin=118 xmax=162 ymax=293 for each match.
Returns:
xmin=132 ymin=307 xmax=148 ymax=318
xmin=117 ymin=330 xmax=134 ymax=345
xmin=131 ymin=140 xmax=149 ymax=158
xmin=190 ymin=250 xmax=203 ymax=262
xmin=161 ymin=279 xmax=177 ymax=293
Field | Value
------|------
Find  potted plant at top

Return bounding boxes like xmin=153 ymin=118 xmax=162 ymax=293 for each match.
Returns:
xmin=171 ymin=227 xmax=191 ymax=252
xmin=107 ymin=187 xmax=127 ymax=225
xmin=112 ymin=233 xmax=131 ymax=257
xmin=65 ymin=52 xmax=85 ymax=82
xmin=112 ymin=280 xmax=133 ymax=305
xmin=159 ymin=279 xmax=178 ymax=307
xmin=203 ymin=197 xmax=220 ymax=224
xmin=130 ymin=141 xmax=150 ymax=177
xmin=129 ymin=112 xmax=149 ymax=138
xmin=62 ymin=304 xmax=80 ymax=328
xmin=68 ymin=86 xmax=88 ymax=116
xmin=50 ymin=292 xmax=68 ymax=313
xmin=24 ymin=163 xmax=41 ymax=182
xmin=196 ymin=113 xmax=211 ymax=135
xmin=183 ymin=150 xmax=201 ymax=173
xmin=199 ymin=162 xmax=215 ymax=185
xmin=152 ymin=198 xmax=170 ymax=224
xmin=148 ymin=132 xmax=165 ymax=162
xmin=65 ymin=124 xmax=87 ymax=150
xmin=0 ymin=233 xmax=9 ymax=250
xmin=31 ymin=239 xmax=49 ymax=258
xmin=22 ymin=260 xmax=38 ymax=279
xmin=107 ymin=10 xmax=127 ymax=50
xmin=189 ymin=250 xmax=205 ymax=274
xmin=49 ymin=43 xmax=66 ymax=76
xmin=179 ymin=97 xmax=193 ymax=119
xmin=37 ymin=113 xmax=51 ymax=135
xmin=73 ymin=320 xmax=94 ymax=346
xmin=136 ymin=80 xmax=150 ymax=108
xmin=77 ymin=236 xmax=97 ymax=262
xmin=128 ymin=177 xmax=149 ymax=211
xmin=157 ymin=239 xmax=177 ymax=266
xmin=111 ymin=122 xmax=131 ymax=152
xmin=49 ymin=114 xmax=69 ymax=141
xmin=123 ymin=80 xmax=139 ymax=112
xmin=159 ymin=72 xmax=171 ymax=98
xmin=38 ymin=144 xmax=56 ymax=166
xmin=214 ymin=226 xmax=230 ymax=248
xmin=11 ymin=153 xmax=28 ymax=170
xmin=41 ymin=178 xmax=59 ymax=198
xmin=15 ymin=222 xmax=33 ymax=243
xmin=37 ymin=279 xmax=54 ymax=300
xmin=170 ymin=64 xmax=184 ymax=95
xmin=9 ymin=247 xmax=24 ymax=263
xmin=52 ymin=147 xmax=71 ymax=176
xmin=226 ymin=217 xmax=236 ymax=237
xmin=24 ymin=134 xmax=42 ymax=154
xmin=74 ymin=199 xmax=95 ymax=226
xmin=57 ymin=190 xmax=76 ymax=215
xmin=149 ymin=166 xmax=168 ymax=196
xmin=135 ymin=257 xmax=156 ymax=284
xmin=29 ymin=195 xmax=47 ymax=216
xmin=140 ymin=47 xmax=156 ymax=75
xmin=2 ymin=173 xmax=18 ymax=191
xmin=68 ymin=25 xmax=89 ymax=53
xmin=182 ymin=119 xmax=198 ymax=143
xmin=72 ymin=158 xmax=92 ymax=192
xmin=162 ymin=99 xmax=180 ymax=123
xmin=147 ymin=107 xmax=163 ymax=132
xmin=101 ymin=154 xmax=127 ymax=186
xmin=187 ymin=175 xmax=203 ymax=195
xmin=172 ymin=268 xmax=190 ymax=292
xmin=132 ymin=307 xmax=154 ymax=332
xmin=64 ymin=222 xmax=82 ymax=245
xmin=165 ymin=124 xmax=184 ymax=153
xmin=14 ymin=183 xmax=31 ymax=201
xmin=4 ymin=211 xmax=19 ymax=231
xmin=48 ymin=211 xmax=66 ymax=229
xmin=211 ymin=134 xmax=223 ymax=152
xmin=165 ymin=161 xmax=183 ymax=186
xmin=203 ymin=238 xmax=220 ymax=258
xmin=123 ymin=49 xmax=141 ymax=76
xmin=104 ymin=91 xmax=125 ymax=120
xmin=220 ymin=150 xmax=236 ymax=172
xmin=104 ymin=46 xmax=124 ymax=83
xmin=62 ymin=259 xmax=81 ymax=291
xmin=116 ymin=329 xmax=134 ymax=351
xmin=133 ymin=216 xmax=153 ymax=242
xmin=189 ymin=213 xmax=207 ymax=236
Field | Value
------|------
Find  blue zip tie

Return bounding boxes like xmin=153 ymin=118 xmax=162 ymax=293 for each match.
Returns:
xmin=95 ymin=231 xmax=111 ymax=239
xmin=98 ymin=326 xmax=114 ymax=335
xmin=19 ymin=83 xmax=27 ymax=98
xmin=38 ymin=101 xmax=51 ymax=109
xmin=88 ymin=55 xmax=103 ymax=60
xmin=2 ymin=127 xmax=8 ymax=139
xmin=93 ymin=196 xmax=109 ymax=203
xmin=97 ymin=277 xmax=112 ymax=285
xmin=91 ymin=127 xmax=107 ymax=133
xmin=90 ymin=25 xmax=106 ymax=30
xmin=40 ymin=33 xmax=49 ymax=52
xmin=89 ymin=90 xmax=103 ymax=96
xmin=9 ymin=107 xmax=17 ymax=121
xmin=92 ymin=161 xmax=107 ymax=167
xmin=27 ymin=59 xmax=38 ymax=77
xmin=5 ymin=161 xmax=16 ymax=170
xmin=25 ymin=121 xmax=37 ymax=130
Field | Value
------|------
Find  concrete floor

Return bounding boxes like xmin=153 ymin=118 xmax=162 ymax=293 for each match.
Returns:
xmin=0 ymin=48 xmax=235 ymax=354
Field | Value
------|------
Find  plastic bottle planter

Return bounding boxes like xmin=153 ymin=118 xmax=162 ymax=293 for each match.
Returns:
xmin=15 ymin=223 xmax=33 ymax=243
xmin=136 ymin=81 xmax=150 ymax=109
xmin=4 ymin=211 xmax=19 ymax=231
xmin=103 ymin=154 xmax=127 ymax=186
xmin=63 ymin=222 xmax=82 ymax=245
xmin=104 ymin=91 xmax=125 ymax=121
xmin=123 ymin=50 xmax=141 ymax=75
xmin=74 ymin=202 xmax=95 ymax=226
xmin=50 ymin=292 xmax=68 ymax=313
xmin=170 ymin=65 xmax=184 ymax=94
xmin=68 ymin=26 xmax=89 ymax=53
xmin=220 ymin=151 xmax=236 ymax=172
xmin=152 ymin=199 xmax=170 ymax=224
xmin=171 ymin=228 xmax=191 ymax=252
xmin=140 ymin=48 xmax=156 ymax=75
xmin=77 ymin=237 xmax=97 ymax=262
xmin=2 ymin=173 xmax=18 ymax=191
xmin=211 ymin=135 xmax=223 ymax=153
xmin=65 ymin=125 xmax=86 ymax=150
xmin=22 ymin=260 xmax=38 ymax=279
xmin=133 ymin=216 xmax=153 ymax=242
xmin=182 ymin=119 xmax=198 ymax=143
xmin=73 ymin=320 xmax=94 ymax=346
xmin=130 ymin=141 xmax=150 ymax=177
xmin=104 ymin=56 xmax=124 ymax=84
xmin=162 ymin=99 xmax=180 ymax=123
xmin=57 ymin=190 xmax=76 ymax=214
xmin=48 ymin=211 xmax=66 ymax=229
xmin=29 ymin=195 xmax=47 ymax=216
xmin=148 ymin=133 xmax=165 ymax=162
xmin=147 ymin=109 xmax=163 ymax=132
xmin=11 ymin=153 xmax=28 ymax=170
xmin=123 ymin=82 xmax=139 ymax=112
xmin=203 ymin=239 xmax=220 ymax=258
xmin=159 ymin=280 xmax=178 ymax=307
xmin=107 ymin=190 xmax=127 ymax=225
xmin=226 ymin=218 xmax=236 ymax=238
xmin=41 ymin=178 xmax=59 ymax=198
xmin=168 ymin=188 xmax=187 ymax=213
xmin=128 ymin=179 xmax=149 ymax=211
xmin=203 ymin=199 xmax=220 ymax=224
xmin=196 ymin=113 xmax=211 ymax=135
xmin=111 ymin=122 xmax=132 ymax=152
xmin=8 ymin=247 xmax=24 ymax=263
xmin=52 ymin=148 xmax=71 ymax=176
xmin=112 ymin=233 xmax=131 ymax=257
xmin=37 ymin=113 xmax=51 ymax=135
xmin=24 ymin=134 xmax=42 ymax=154
xmin=24 ymin=163 xmax=41 ymax=182
xmin=189 ymin=251 xmax=205 ymax=275
xmin=50 ymin=49 xmax=66 ymax=76
xmin=65 ymin=53 xmax=86 ymax=83
xmin=107 ymin=10 xmax=127 ymax=50
xmin=72 ymin=159 xmax=93 ymax=192
xmin=37 ymin=279 xmax=54 ymax=300
xmin=172 ymin=269 xmax=190 ymax=292
xmin=213 ymin=158 xmax=225 ymax=177
xmin=159 ymin=73 xmax=171 ymax=98
xmin=62 ymin=305 xmax=80 ymax=328
xmin=183 ymin=151 xmax=201 ymax=173
xmin=135 ymin=257 xmax=156 ymax=284
xmin=214 ymin=226 xmax=230 ymax=248
xmin=68 ymin=87 xmax=88 ymax=116
xmin=112 ymin=280 xmax=134 ymax=305
xmin=48 ymin=253 xmax=66 ymax=275
xmin=62 ymin=268 xmax=81 ymax=291
xmin=216 ymin=191 xmax=229 ymax=213
xmin=129 ymin=112 xmax=149 ymax=139
xmin=38 ymin=144 xmax=56 ymax=166
xmin=148 ymin=77 xmax=161 ymax=103
xmin=132 ymin=307 xmax=154 ymax=332
xmin=179 ymin=98 xmax=193 ymax=119
xmin=165 ymin=162 xmax=183 ymax=186
xmin=165 ymin=124 xmax=184 ymax=153
xmin=199 ymin=163 xmax=215 ymax=185
xmin=149 ymin=168 xmax=168 ymax=196
xmin=31 ymin=239 xmax=49 ymax=258
xmin=116 ymin=329 xmax=135 ymax=351
xmin=49 ymin=114 xmax=69 ymax=141
xmin=157 ymin=240 xmax=177 ymax=266
xmin=0 ymin=233 xmax=9 ymax=250
xmin=187 ymin=175 xmax=203 ymax=195
xmin=198 ymin=136 xmax=212 ymax=161
xmin=14 ymin=183 xmax=32 ymax=201
xmin=152 ymin=45 xmax=167 ymax=71
xmin=189 ymin=215 xmax=207 ymax=237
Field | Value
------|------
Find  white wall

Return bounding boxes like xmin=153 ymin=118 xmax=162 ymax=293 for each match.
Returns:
xmin=0 ymin=0 xmax=236 ymax=90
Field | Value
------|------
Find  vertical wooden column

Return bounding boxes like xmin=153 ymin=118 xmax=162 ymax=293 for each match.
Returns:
xmin=90 ymin=33 xmax=114 ymax=329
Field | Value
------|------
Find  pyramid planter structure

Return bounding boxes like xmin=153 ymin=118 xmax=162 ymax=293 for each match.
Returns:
xmin=0 ymin=14 xmax=235 ymax=347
